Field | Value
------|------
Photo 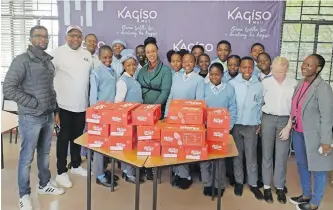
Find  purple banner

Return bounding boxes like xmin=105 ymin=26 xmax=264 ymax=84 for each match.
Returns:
xmin=57 ymin=1 xmax=283 ymax=62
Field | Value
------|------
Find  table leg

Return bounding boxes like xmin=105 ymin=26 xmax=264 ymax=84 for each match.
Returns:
xmin=169 ymin=167 xmax=173 ymax=185
xmin=1 ymin=134 xmax=4 ymax=169
xmin=135 ymin=167 xmax=140 ymax=210
xmin=211 ymin=161 xmax=217 ymax=201
xmin=87 ymin=149 xmax=92 ymax=210
xmin=153 ymin=167 xmax=158 ymax=210
xmin=217 ymin=159 xmax=222 ymax=210
xmin=111 ymin=158 xmax=115 ymax=192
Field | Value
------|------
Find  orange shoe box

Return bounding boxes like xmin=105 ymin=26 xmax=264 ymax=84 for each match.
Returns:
xmin=207 ymin=141 xmax=229 ymax=155
xmin=170 ymin=100 xmax=206 ymax=108
xmin=179 ymin=145 xmax=208 ymax=160
xmin=86 ymin=102 xmax=116 ymax=124
xmin=137 ymin=125 xmax=161 ymax=140
xmin=137 ymin=141 xmax=161 ymax=156
xmin=206 ymin=128 xmax=229 ymax=142
xmin=161 ymin=146 xmax=184 ymax=158
xmin=87 ymin=123 xmax=110 ymax=137
xmin=167 ymin=106 xmax=204 ymax=125
xmin=87 ymin=134 xmax=108 ymax=148
xmin=110 ymin=124 xmax=135 ymax=137
xmin=161 ymin=124 xmax=206 ymax=146
xmin=132 ymin=104 xmax=161 ymax=126
xmin=105 ymin=102 xmax=140 ymax=125
xmin=207 ymin=108 xmax=230 ymax=129
xmin=106 ymin=136 xmax=136 ymax=151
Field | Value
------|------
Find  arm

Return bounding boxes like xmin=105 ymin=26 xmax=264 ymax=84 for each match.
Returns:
xmin=89 ymin=71 xmax=99 ymax=106
xmin=318 ymin=84 xmax=333 ymax=145
xmin=195 ymin=79 xmax=205 ymax=100
xmin=3 ymin=57 xmax=38 ymax=109
xmin=114 ymin=79 xmax=127 ymax=103
xmin=228 ymin=85 xmax=237 ymax=130
xmin=155 ymin=69 xmax=172 ymax=104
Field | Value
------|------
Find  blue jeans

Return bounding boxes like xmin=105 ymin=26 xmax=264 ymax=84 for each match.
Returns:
xmin=292 ymin=130 xmax=327 ymax=207
xmin=18 ymin=114 xmax=54 ymax=197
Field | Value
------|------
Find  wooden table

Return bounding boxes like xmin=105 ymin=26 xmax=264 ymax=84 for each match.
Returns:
xmin=1 ymin=111 xmax=19 ymax=169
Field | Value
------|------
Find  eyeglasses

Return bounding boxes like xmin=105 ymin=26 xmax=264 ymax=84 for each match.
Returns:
xmin=68 ymin=34 xmax=82 ymax=39
xmin=32 ymin=34 xmax=50 ymax=40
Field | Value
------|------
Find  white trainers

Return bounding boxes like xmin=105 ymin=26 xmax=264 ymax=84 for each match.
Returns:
xmin=36 ymin=181 xmax=65 ymax=195
xmin=71 ymin=166 xmax=92 ymax=177
xmin=19 ymin=195 xmax=33 ymax=210
xmin=55 ymin=173 xmax=73 ymax=188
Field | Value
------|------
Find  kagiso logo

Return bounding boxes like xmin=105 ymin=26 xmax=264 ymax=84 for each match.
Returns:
xmin=168 ymin=148 xmax=178 ymax=153
xmin=228 ymin=7 xmax=272 ymax=24
xmin=118 ymin=6 xmax=157 ymax=23
xmin=173 ymin=39 xmax=214 ymax=52
xmin=144 ymin=131 xmax=154 ymax=136
xmin=144 ymin=146 xmax=154 ymax=152
xmin=112 ymin=117 xmax=121 ymax=122
xmin=191 ymin=150 xmax=201 ymax=156
xmin=212 ymin=144 xmax=222 ymax=150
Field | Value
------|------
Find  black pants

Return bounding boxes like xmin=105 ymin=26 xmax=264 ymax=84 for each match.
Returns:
xmin=57 ymin=108 xmax=86 ymax=175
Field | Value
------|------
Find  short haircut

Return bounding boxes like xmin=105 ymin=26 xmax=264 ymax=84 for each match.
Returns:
xmin=30 ymin=25 xmax=48 ymax=38
xmin=257 ymin=52 xmax=272 ymax=62
xmin=136 ymin=45 xmax=144 ymax=50
xmin=240 ymin=56 xmax=254 ymax=66
xmin=98 ymin=45 xmax=112 ymax=55
xmin=209 ymin=62 xmax=224 ymax=73
xmin=183 ymin=53 xmax=196 ymax=61
xmin=191 ymin=45 xmax=204 ymax=53
xmin=197 ymin=53 xmax=210 ymax=65
xmin=311 ymin=54 xmax=326 ymax=72
xmin=272 ymin=56 xmax=289 ymax=68
xmin=251 ymin=43 xmax=265 ymax=51
xmin=85 ymin=33 xmax=97 ymax=41
xmin=227 ymin=55 xmax=241 ymax=63
xmin=217 ymin=40 xmax=231 ymax=50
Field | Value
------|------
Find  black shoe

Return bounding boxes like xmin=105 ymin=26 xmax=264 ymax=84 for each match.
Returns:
xmin=214 ymin=187 xmax=225 ymax=197
xmin=257 ymin=180 xmax=264 ymax=188
xmin=284 ymin=186 xmax=288 ymax=194
xmin=124 ymin=174 xmax=144 ymax=184
xmin=96 ymin=177 xmax=118 ymax=188
xmin=276 ymin=189 xmax=287 ymax=204
xmin=250 ymin=186 xmax=264 ymax=200
xmin=145 ymin=168 xmax=154 ymax=181
xmin=290 ymin=195 xmax=311 ymax=205
xmin=172 ymin=175 xmax=181 ymax=187
xmin=296 ymin=203 xmax=318 ymax=210
xmin=263 ymin=189 xmax=273 ymax=203
xmin=199 ymin=173 xmax=202 ymax=182
xmin=178 ymin=178 xmax=193 ymax=190
xmin=234 ymin=183 xmax=243 ymax=197
xmin=203 ymin=187 xmax=213 ymax=196
xmin=105 ymin=170 xmax=119 ymax=182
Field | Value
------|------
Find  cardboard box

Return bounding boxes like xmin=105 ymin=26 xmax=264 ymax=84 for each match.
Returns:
xmin=86 ymin=102 xmax=116 ymax=124
xmin=170 ymin=100 xmax=206 ymax=108
xmin=206 ymin=128 xmax=229 ymax=142
xmin=207 ymin=141 xmax=229 ymax=155
xmin=87 ymin=123 xmax=110 ymax=137
xmin=167 ymin=106 xmax=204 ymax=125
xmin=87 ymin=135 xmax=108 ymax=148
xmin=161 ymin=146 xmax=184 ymax=158
xmin=106 ymin=136 xmax=136 ymax=151
xmin=161 ymin=124 xmax=206 ymax=146
xmin=179 ymin=145 xmax=208 ymax=160
xmin=105 ymin=102 xmax=140 ymax=125
xmin=137 ymin=125 xmax=161 ymax=140
xmin=207 ymin=108 xmax=230 ymax=129
xmin=132 ymin=104 xmax=161 ymax=126
xmin=137 ymin=141 xmax=161 ymax=156
xmin=110 ymin=124 xmax=135 ymax=137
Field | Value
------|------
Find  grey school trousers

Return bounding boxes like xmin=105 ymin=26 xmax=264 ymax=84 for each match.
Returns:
xmin=261 ymin=113 xmax=290 ymax=189
xmin=121 ymin=163 xmax=135 ymax=176
xmin=200 ymin=160 xmax=228 ymax=189
xmin=232 ymin=124 xmax=258 ymax=186
xmin=173 ymin=165 xmax=190 ymax=178
xmin=93 ymin=153 xmax=108 ymax=177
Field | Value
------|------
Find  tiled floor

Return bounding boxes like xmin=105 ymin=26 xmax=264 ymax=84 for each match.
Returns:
xmin=1 ymin=133 xmax=333 ymax=210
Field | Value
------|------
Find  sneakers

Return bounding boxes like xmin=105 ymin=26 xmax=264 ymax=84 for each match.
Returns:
xmin=19 ymin=195 xmax=33 ymax=210
xmin=56 ymin=173 xmax=73 ymax=188
xmin=289 ymin=195 xmax=311 ymax=205
xmin=71 ymin=166 xmax=91 ymax=177
xmin=36 ymin=181 xmax=65 ymax=195
xmin=296 ymin=203 xmax=318 ymax=210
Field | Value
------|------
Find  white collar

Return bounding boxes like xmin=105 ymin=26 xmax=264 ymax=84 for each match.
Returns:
xmin=183 ymin=70 xmax=194 ymax=80
xmin=123 ymin=72 xmax=134 ymax=78
xmin=210 ymin=82 xmax=224 ymax=90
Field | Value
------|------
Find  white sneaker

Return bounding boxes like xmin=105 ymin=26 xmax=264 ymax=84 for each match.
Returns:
xmin=55 ymin=173 xmax=73 ymax=188
xmin=36 ymin=181 xmax=65 ymax=195
xmin=19 ymin=195 xmax=33 ymax=210
xmin=71 ymin=166 xmax=92 ymax=177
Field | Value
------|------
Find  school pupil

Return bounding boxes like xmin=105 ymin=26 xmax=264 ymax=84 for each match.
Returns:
xmin=200 ymin=63 xmax=237 ymax=197
xmin=257 ymin=52 xmax=272 ymax=81
xmin=89 ymin=45 xmax=119 ymax=188
xmin=197 ymin=54 xmax=210 ymax=78
xmin=133 ymin=45 xmax=147 ymax=79
xmin=223 ymin=55 xmax=241 ymax=83
xmin=114 ymin=49 xmax=144 ymax=184
xmin=211 ymin=40 xmax=232 ymax=71
xmin=250 ymin=42 xmax=265 ymax=78
xmin=191 ymin=45 xmax=204 ymax=59
xmin=165 ymin=53 xmax=205 ymax=190
xmin=111 ymin=39 xmax=126 ymax=78
xmin=167 ymin=50 xmax=183 ymax=76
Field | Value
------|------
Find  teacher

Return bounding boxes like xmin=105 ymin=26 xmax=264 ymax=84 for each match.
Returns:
xmin=136 ymin=37 xmax=172 ymax=180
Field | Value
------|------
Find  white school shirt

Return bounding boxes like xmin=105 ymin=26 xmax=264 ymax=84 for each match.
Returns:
xmin=51 ymin=44 xmax=93 ymax=112
xmin=115 ymin=72 xmax=132 ymax=103
xmin=262 ymin=76 xmax=297 ymax=116
xmin=259 ymin=71 xmax=273 ymax=81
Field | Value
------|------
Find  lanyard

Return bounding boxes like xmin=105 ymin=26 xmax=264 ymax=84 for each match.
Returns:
xmin=296 ymin=79 xmax=315 ymax=110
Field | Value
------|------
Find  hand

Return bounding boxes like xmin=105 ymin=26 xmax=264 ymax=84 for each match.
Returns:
xmin=54 ymin=113 xmax=60 ymax=127
xmin=279 ymin=126 xmax=291 ymax=140
xmin=256 ymin=124 xmax=261 ymax=135
xmin=321 ymin=144 xmax=332 ymax=156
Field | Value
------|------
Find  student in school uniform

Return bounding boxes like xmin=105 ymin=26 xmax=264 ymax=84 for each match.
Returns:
xmin=223 ymin=55 xmax=241 ymax=83
xmin=191 ymin=45 xmax=204 ymax=73
xmin=229 ymin=56 xmax=264 ymax=200
xmin=257 ymin=52 xmax=273 ymax=81
xmin=164 ymin=53 xmax=205 ymax=190
xmin=85 ymin=33 xmax=100 ymax=68
xmin=111 ymin=39 xmax=126 ymax=78
xmin=167 ymin=50 xmax=184 ymax=77
xmin=114 ymin=49 xmax=144 ymax=184
xmin=133 ymin=45 xmax=147 ymax=79
xmin=200 ymin=63 xmax=237 ymax=197
xmin=250 ymin=43 xmax=265 ymax=78
xmin=261 ymin=57 xmax=297 ymax=204
xmin=90 ymin=45 xmax=119 ymax=188
xmin=197 ymin=53 xmax=210 ymax=78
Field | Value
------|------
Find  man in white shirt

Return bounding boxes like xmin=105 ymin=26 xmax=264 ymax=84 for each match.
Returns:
xmin=111 ymin=39 xmax=126 ymax=77
xmin=85 ymin=33 xmax=100 ymax=69
xmin=51 ymin=25 xmax=93 ymax=188
xmin=261 ymin=56 xmax=297 ymax=204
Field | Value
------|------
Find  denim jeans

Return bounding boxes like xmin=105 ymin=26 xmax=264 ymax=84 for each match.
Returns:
xmin=18 ymin=114 xmax=54 ymax=197
xmin=292 ymin=130 xmax=327 ymax=207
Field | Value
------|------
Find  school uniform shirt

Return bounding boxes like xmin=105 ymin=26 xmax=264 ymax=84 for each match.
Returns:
xmin=259 ymin=71 xmax=273 ymax=82
xmin=222 ymin=71 xmax=238 ymax=83
xmin=210 ymin=57 xmax=228 ymax=70
xmin=262 ymin=76 xmax=297 ymax=116
xmin=111 ymin=55 xmax=123 ymax=78
xmin=115 ymin=72 xmax=143 ymax=103
xmin=51 ymin=44 xmax=93 ymax=112
xmin=204 ymin=82 xmax=237 ymax=129
xmin=229 ymin=74 xmax=263 ymax=126
xmin=165 ymin=71 xmax=205 ymax=116
xmin=89 ymin=64 xmax=117 ymax=105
